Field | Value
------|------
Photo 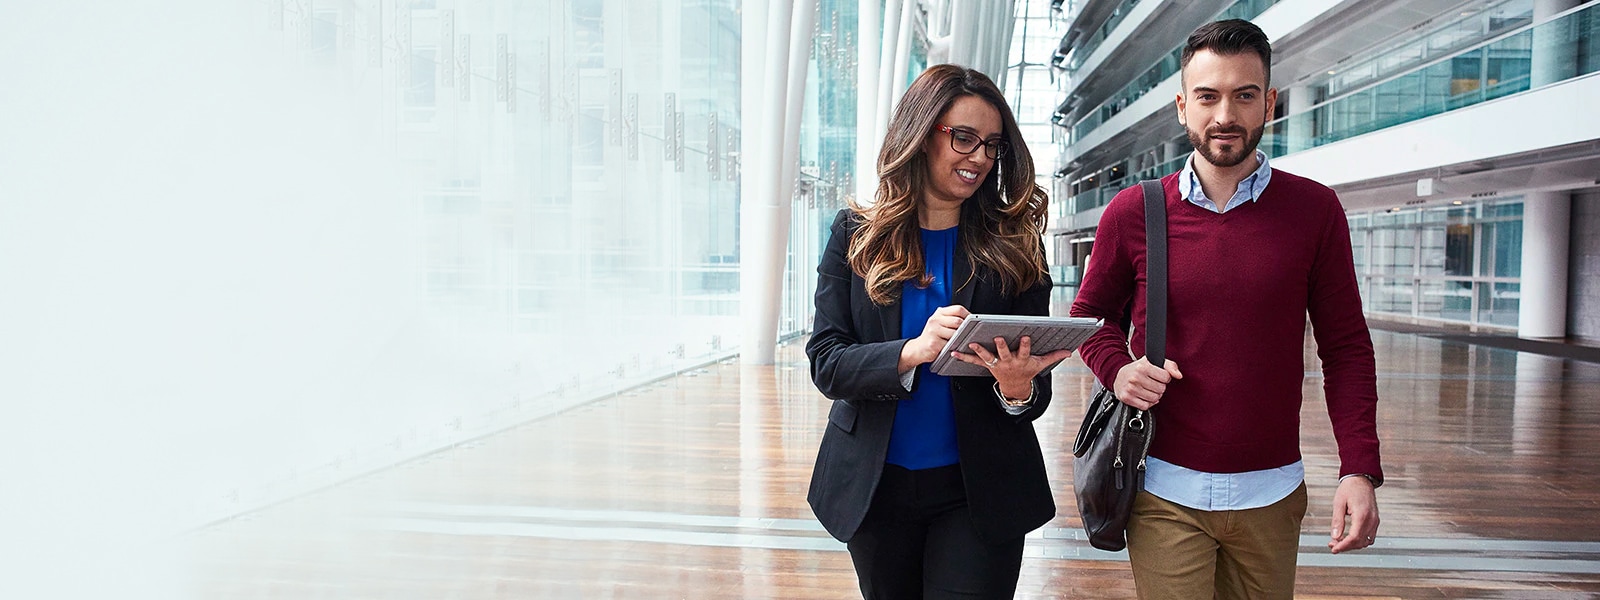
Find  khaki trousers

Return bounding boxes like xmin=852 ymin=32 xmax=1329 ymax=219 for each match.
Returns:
xmin=1125 ymin=483 xmax=1308 ymax=600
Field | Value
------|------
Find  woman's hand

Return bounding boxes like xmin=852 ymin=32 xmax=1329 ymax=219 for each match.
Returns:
xmin=899 ymin=305 xmax=971 ymax=373
xmin=952 ymin=336 xmax=1073 ymax=398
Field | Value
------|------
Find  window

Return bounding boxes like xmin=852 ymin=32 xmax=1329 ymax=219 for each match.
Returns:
xmin=1350 ymin=200 xmax=1522 ymax=327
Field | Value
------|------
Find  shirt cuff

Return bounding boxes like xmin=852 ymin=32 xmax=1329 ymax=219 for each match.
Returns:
xmin=992 ymin=381 xmax=1034 ymax=415
xmin=898 ymin=367 xmax=916 ymax=392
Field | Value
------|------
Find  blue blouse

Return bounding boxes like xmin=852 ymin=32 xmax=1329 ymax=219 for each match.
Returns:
xmin=886 ymin=226 xmax=961 ymax=469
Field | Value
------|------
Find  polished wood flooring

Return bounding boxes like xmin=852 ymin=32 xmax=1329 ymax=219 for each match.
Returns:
xmin=190 ymin=325 xmax=1600 ymax=598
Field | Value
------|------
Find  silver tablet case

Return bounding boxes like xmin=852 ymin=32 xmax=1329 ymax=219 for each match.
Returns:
xmin=929 ymin=314 xmax=1104 ymax=377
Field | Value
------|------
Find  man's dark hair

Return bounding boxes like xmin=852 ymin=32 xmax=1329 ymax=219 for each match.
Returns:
xmin=1180 ymin=19 xmax=1272 ymax=85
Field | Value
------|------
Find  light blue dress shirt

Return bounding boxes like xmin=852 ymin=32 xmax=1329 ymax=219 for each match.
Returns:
xmin=1145 ymin=150 xmax=1304 ymax=511
xmin=1178 ymin=149 xmax=1273 ymax=214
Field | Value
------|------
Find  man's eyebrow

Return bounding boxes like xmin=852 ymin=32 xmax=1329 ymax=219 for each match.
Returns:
xmin=1190 ymin=84 xmax=1262 ymax=95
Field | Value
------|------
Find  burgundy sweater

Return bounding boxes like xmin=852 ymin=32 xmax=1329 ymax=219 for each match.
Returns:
xmin=1070 ymin=170 xmax=1382 ymax=482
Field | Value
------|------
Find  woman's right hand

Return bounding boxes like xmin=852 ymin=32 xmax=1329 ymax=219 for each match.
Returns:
xmin=899 ymin=304 xmax=971 ymax=373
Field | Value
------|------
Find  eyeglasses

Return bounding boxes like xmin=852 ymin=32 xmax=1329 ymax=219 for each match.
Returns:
xmin=934 ymin=125 xmax=1009 ymax=160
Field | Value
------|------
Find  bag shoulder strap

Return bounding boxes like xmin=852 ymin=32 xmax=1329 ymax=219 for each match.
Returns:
xmin=1140 ymin=180 xmax=1167 ymax=365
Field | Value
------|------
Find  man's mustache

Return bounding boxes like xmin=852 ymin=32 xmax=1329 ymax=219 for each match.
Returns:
xmin=1207 ymin=126 xmax=1249 ymax=137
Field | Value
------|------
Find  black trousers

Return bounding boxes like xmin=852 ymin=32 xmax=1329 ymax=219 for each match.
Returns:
xmin=846 ymin=463 xmax=1025 ymax=599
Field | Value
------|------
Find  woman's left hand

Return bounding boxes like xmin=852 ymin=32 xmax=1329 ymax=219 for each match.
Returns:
xmin=952 ymin=336 xmax=1073 ymax=398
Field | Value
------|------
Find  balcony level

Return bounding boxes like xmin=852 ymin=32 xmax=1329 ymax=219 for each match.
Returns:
xmin=1052 ymin=0 xmax=1533 ymax=233
xmin=1275 ymin=73 xmax=1600 ymax=211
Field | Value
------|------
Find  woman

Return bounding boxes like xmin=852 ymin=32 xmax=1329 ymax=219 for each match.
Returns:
xmin=806 ymin=64 xmax=1066 ymax=599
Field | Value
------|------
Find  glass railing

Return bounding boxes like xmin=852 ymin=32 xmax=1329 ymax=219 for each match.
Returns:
xmin=1060 ymin=0 xmax=1143 ymax=72
xmin=1065 ymin=0 xmax=1280 ymax=145
xmin=1059 ymin=152 xmax=1187 ymax=221
xmin=1263 ymin=2 xmax=1599 ymax=157
xmin=1312 ymin=0 xmax=1532 ymax=98
xmin=1071 ymin=48 xmax=1180 ymax=140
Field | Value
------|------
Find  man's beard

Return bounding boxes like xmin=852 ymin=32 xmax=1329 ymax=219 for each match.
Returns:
xmin=1186 ymin=122 xmax=1265 ymax=168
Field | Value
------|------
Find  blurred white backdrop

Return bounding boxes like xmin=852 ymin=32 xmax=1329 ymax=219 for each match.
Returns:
xmin=0 ymin=1 xmax=776 ymax=596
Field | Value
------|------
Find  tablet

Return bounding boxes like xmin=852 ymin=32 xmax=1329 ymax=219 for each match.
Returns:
xmin=929 ymin=314 xmax=1104 ymax=377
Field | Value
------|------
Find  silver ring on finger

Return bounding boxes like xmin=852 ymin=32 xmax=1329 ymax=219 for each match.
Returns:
xmin=985 ymin=358 xmax=998 ymax=368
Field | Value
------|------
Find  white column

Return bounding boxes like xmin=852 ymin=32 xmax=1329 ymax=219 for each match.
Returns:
xmin=925 ymin=0 xmax=952 ymax=65
xmin=740 ymin=0 xmax=794 ymax=365
xmin=1286 ymin=86 xmax=1313 ymax=154
xmin=1531 ymin=0 xmax=1582 ymax=88
xmin=1518 ymin=190 xmax=1572 ymax=339
xmin=741 ymin=3 xmax=768 ymax=136
xmin=775 ymin=0 xmax=820 ymax=307
xmin=737 ymin=0 xmax=777 ymax=567
xmin=989 ymin=0 xmax=1004 ymax=73
xmin=995 ymin=0 xmax=1018 ymax=89
xmin=975 ymin=0 xmax=992 ymax=70
xmin=889 ymin=0 xmax=915 ymax=106
xmin=856 ymin=0 xmax=882 ymax=206
xmin=740 ymin=0 xmax=768 ymax=243
xmin=876 ymin=0 xmax=904 ymax=149
xmin=930 ymin=0 xmax=951 ymax=38
xmin=980 ymin=0 xmax=1001 ymax=75
xmin=949 ymin=0 xmax=974 ymax=68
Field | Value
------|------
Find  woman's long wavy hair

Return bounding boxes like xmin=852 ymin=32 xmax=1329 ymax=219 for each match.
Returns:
xmin=848 ymin=64 xmax=1050 ymax=306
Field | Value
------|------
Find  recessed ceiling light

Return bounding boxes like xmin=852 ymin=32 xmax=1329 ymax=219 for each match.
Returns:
xmin=1452 ymin=200 xmax=1463 ymax=205
xmin=1327 ymin=70 xmax=1338 ymax=75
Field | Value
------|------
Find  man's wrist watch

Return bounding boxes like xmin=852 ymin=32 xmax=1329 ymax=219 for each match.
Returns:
xmin=1340 ymin=473 xmax=1380 ymax=488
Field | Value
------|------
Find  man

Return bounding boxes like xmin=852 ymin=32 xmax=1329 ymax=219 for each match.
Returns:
xmin=1070 ymin=19 xmax=1382 ymax=599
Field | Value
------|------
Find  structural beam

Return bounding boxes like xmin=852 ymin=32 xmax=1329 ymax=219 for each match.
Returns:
xmin=856 ymin=0 xmax=882 ymax=206
xmin=739 ymin=0 xmax=795 ymax=365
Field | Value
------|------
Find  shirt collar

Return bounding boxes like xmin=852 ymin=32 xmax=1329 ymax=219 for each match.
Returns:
xmin=1179 ymin=149 xmax=1273 ymax=208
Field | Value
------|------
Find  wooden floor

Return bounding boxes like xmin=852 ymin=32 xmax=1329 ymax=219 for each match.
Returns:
xmin=190 ymin=326 xmax=1600 ymax=599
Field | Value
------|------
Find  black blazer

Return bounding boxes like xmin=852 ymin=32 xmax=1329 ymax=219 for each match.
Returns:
xmin=805 ymin=208 xmax=1056 ymax=544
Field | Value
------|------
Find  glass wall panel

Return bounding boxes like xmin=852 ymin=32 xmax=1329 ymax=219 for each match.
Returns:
xmin=1395 ymin=227 xmax=1418 ymax=275
xmin=1481 ymin=282 xmax=1522 ymax=326
xmin=1445 ymin=221 xmax=1475 ymax=276
xmin=1417 ymin=278 xmax=1445 ymax=319
xmin=1346 ymin=200 xmax=1523 ymax=328
xmin=1435 ymin=280 xmax=1476 ymax=322
xmin=790 ymin=0 xmax=861 ymax=338
xmin=1350 ymin=221 xmax=1370 ymax=274
xmin=1370 ymin=277 xmax=1415 ymax=314
xmin=1492 ymin=216 xmax=1523 ymax=278
xmin=1370 ymin=227 xmax=1395 ymax=275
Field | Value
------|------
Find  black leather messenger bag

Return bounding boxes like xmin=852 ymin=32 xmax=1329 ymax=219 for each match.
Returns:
xmin=1072 ymin=179 xmax=1167 ymax=552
